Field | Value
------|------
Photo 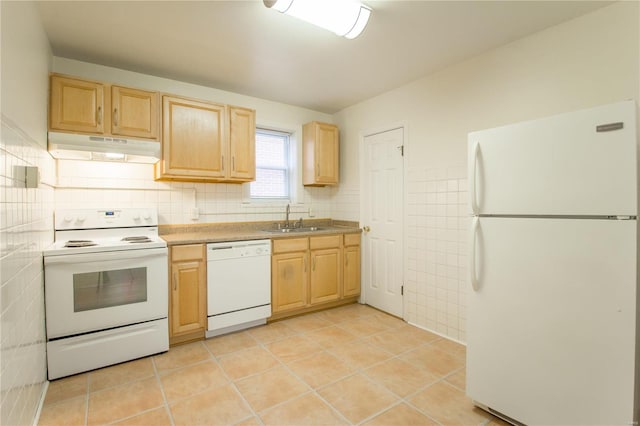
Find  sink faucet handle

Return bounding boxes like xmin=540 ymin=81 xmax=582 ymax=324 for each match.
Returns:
xmin=297 ymin=217 xmax=303 ymax=228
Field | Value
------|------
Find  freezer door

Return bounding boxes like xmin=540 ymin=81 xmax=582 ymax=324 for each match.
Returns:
xmin=467 ymin=217 xmax=637 ymax=425
xmin=468 ymin=100 xmax=637 ymax=216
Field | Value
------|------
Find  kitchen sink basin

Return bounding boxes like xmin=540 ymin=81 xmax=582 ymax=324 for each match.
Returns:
xmin=263 ymin=227 xmax=324 ymax=233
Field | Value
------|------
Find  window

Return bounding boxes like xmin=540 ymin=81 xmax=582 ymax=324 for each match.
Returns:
xmin=250 ymin=128 xmax=291 ymax=199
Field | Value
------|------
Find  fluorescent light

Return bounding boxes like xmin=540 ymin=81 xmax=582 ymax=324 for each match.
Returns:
xmin=264 ymin=0 xmax=371 ymax=39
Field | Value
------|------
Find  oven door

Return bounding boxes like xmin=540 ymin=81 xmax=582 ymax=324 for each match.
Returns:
xmin=44 ymin=247 xmax=168 ymax=339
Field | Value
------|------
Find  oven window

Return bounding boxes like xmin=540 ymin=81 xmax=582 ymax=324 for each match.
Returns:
xmin=73 ymin=267 xmax=148 ymax=312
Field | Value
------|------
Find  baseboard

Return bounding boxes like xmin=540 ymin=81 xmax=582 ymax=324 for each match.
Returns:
xmin=32 ymin=380 xmax=49 ymax=426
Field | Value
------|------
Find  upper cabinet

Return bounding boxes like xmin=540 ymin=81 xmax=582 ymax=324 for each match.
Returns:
xmin=154 ymin=95 xmax=256 ymax=183
xmin=49 ymin=74 xmax=159 ymax=140
xmin=303 ymin=121 xmax=339 ymax=186
xmin=111 ymin=86 xmax=158 ymax=139
xmin=50 ymin=75 xmax=105 ymax=134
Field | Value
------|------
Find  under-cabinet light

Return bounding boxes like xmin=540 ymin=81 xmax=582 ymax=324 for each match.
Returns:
xmin=264 ymin=0 xmax=371 ymax=39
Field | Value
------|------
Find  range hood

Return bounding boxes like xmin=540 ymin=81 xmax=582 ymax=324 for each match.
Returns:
xmin=48 ymin=132 xmax=160 ymax=164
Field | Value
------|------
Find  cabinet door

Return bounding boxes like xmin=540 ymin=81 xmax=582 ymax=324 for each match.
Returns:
xmin=343 ymin=245 xmax=361 ymax=297
xmin=272 ymin=252 xmax=308 ymax=313
xmin=228 ymin=106 xmax=255 ymax=181
xmin=303 ymin=121 xmax=339 ymax=186
xmin=170 ymin=259 xmax=206 ymax=337
xmin=161 ymin=96 xmax=226 ymax=178
xmin=50 ymin=75 xmax=105 ymax=134
xmin=310 ymin=247 xmax=341 ymax=305
xmin=111 ymin=86 xmax=158 ymax=139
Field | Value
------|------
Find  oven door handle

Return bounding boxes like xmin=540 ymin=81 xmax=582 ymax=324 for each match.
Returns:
xmin=44 ymin=247 xmax=168 ymax=265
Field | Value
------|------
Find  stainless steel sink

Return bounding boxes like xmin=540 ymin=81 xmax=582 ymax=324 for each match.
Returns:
xmin=263 ymin=227 xmax=324 ymax=233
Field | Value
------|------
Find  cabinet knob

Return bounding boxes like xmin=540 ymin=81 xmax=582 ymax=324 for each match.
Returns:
xmin=363 ymin=226 xmax=371 ymax=233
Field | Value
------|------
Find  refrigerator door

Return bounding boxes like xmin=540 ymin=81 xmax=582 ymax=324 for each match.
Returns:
xmin=468 ymin=101 xmax=637 ymax=216
xmin=467 ymin=217 xmax=636 ymax=425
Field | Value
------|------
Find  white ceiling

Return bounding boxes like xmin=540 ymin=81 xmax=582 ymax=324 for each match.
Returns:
xmin=36 ymin=1 xmax=610 ymax=114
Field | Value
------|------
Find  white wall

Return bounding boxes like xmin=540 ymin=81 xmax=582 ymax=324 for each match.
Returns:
xmin=0 ymin=1 xmax=54 ymax=424
xmin=334 ymin=2 xmax=640 ymax=341
xmin=52 ymin=59 xmax=337 ymax=224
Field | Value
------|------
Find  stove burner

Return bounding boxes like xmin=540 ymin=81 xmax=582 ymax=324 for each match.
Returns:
xmin=122 ymin=236 xmax=153 ymax=243
xmin=64 ymin=240 xmax=97 ymax=248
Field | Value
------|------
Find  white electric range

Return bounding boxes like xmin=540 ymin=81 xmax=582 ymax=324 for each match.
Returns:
xmin=43 ymin=208 xmax=169 ymax=380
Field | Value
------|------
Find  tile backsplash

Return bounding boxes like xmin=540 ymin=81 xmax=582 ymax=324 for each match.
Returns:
xmin=0 ymin=116 xmax=54 ymax=426
xmin=54 ymin=160 xmax=336 ymax=224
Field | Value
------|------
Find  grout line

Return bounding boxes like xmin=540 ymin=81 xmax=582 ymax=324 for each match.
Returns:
xmin=151 ymin=354 xmax=176 ymax=426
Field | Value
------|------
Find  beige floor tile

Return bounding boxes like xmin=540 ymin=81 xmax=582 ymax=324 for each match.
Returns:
xmin=89 ymin=357 xmax=155 ymax=392
xmin=265 ymin=334 xmax=323 ymax=363
xmin=153 ymin=342 xmax=211 ymax=373
xmin=286 ymin=351 xmax=354 ymax=389
xmin=364 ymin=358 xmax=439 ymax=397
xmin=319 ymin=303 xmax=374 ymax=323
xmin=318 ymin=374 xmax=398 ymax=424
xmin=445 ymin=368 xmax=466 ymax=391
xmin=112 ymin=407 xmax=172 ymax=426
xmin=337 ymin=316 xmax=392 ymax=337
xmin=235 ymin=416 xmax=263 ymax=426
xmin=38 ymin=395 xmax=86 ymax=426
xmin=235 ymin=366 xmax=309 ymax=412
xmin=305 ymin=325 xmax=357 ymax=348
xmin=87 ymin=377 xmax=164 ymax=425
xmin=260 ymin=393 xmax=348 ymax=426
xmin=432 ymin=338 xmax=467 ymax=359
xmin=204 ymin=330 xmax=258 ymax=356
xmin=369 ymin=312 xmax=405 ymax=329
xmin=408 ymin=381 xmax=491 ymax=425
xmin=327 ymin=341 xmax=393 ymax=370
xmin=160 ymin=359 xmax=229 ymax=403
xmin=44 ymin=373 xmax=88 ymax=405
xmin=282 ymin=313 xmax=333 ymax=333
xmin=363 ymin=329 xmax=426 ymax=355
xmin=170 ymin=384 xmax=252 ymax=426
xmin=247 ymin=321 xmax=297 ymax=343
xmin=400 ymin=344 xmax=465 ymax=377
xmin=218 ymin=346 xmax=280 ymax=380
xmin=363 ymin=403 xmax=438 ymax=426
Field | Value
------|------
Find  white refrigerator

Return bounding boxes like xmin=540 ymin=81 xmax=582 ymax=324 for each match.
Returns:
xmin=467 ymin=100 xmax=639 ymax=425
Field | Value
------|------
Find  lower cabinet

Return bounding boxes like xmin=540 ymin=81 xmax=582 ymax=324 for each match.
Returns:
xmin=271 ymin=233 xmax=360 ymax=319
xmin=170 ymin=244 xmax=206 ymax=346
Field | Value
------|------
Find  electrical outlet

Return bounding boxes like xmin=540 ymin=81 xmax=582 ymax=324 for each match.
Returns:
xmin=308 ymin=207 xmax=315 ymax=217
xmin=190 ymin=207 xmax=199 ymax=220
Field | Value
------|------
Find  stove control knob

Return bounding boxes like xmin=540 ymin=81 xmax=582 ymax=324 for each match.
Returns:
xmin=143 ymin=211 xmax=151 ymax=220
xmin=132 ymin=213 xmax=141 ymax=220
xmin=77 ymin=215 xmax=86 ymax=223
xmin=64 ymin=215 xmax=74 ymax=223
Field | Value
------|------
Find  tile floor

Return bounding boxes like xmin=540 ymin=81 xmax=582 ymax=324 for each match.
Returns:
xmin=39 ymin=304 xmax=506 ymax=426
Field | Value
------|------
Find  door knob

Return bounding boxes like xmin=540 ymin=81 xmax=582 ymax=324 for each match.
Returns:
xmin=363 ymin=226 xmax=370 ymax=233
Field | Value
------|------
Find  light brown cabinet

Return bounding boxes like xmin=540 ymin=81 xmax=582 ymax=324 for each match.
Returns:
xmin=271 ymin=233 xmax=359 ymax=320
xmin=170 ymin=244 xmax=207 ymax=346
xmin=303 ymin=121 xmax=339 ymax=186
xmin=154 ymin=95 xmax=256 ymax=182
xmin=309 ymin=235 xmax=341 ymax=305
xmin=50 ymin=75 xmax=105 ymax=134
xmin=111 ymin=85 xmax=158 ymax=139
xmin=49 ymin=74 xmax=159 ymax=140
xmin=343 ymin=234 xmax=361 ymax=297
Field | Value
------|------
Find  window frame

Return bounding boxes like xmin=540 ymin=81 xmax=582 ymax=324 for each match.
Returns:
xmin=249 ymin=128 xmax=291 ymax=201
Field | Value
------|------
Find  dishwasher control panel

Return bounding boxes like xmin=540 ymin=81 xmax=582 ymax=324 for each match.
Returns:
xmin=207 ymin=239 xmax=271 ymax=261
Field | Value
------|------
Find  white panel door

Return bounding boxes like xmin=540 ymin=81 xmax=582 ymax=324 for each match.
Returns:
xmin=468 ymin=100 xmax=637 ymax=216
xmin=362 ymin=127 xmax=404 ymax=317
xmin=467 ymin=217 xmax=637 ymax=425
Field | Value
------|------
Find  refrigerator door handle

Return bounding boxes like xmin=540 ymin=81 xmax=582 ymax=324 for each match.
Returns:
xmin=470 ymin=216 xmax=480 ymax=291
xmin=471 ymin=141 xmax=480 ymax=215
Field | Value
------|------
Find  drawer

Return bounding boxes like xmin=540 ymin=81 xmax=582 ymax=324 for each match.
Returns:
xmin=273 ymin=238 xmax=309 ymax=254
xmin=171 ymin=244 xmax=205 ymax=261
xmin=310 ymin=235 xmax=341 ymax=250
xmin=344 ymin=233 xmax=360 ymax=247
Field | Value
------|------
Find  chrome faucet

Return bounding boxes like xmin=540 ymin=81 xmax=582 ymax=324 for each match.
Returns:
xmin=285 ymin=204 xmax=290 ymax=229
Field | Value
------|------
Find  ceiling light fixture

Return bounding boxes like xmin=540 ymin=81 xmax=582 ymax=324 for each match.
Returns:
xmin=264 ymin=0 xmax=371 ymax=39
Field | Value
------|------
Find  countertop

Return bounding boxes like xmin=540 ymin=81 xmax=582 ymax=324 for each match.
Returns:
xmin=159 ymin=219 xmax=361 ymax=246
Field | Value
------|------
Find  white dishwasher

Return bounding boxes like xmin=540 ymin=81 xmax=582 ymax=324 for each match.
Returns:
xmin=206 ymin=239 xmax=272 ymax=337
